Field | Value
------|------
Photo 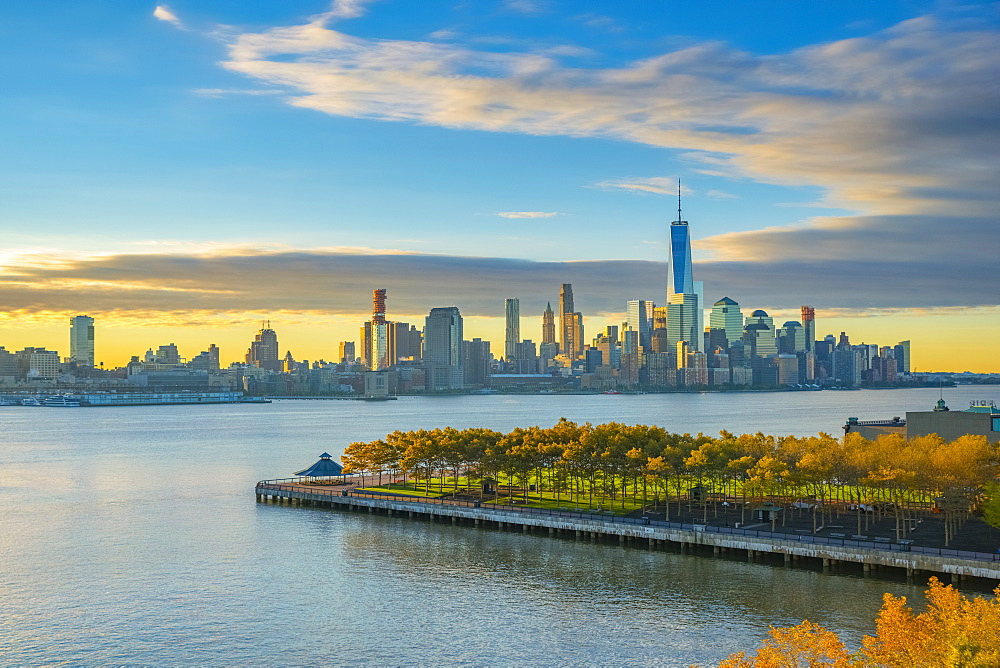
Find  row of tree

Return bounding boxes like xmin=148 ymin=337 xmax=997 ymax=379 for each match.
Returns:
xmin=340 ymin=419 xmax=999 ymax=543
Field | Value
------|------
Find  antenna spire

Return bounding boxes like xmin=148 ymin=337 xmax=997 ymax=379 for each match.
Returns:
xmin=677 ymin=179 xmax=682 ymax=222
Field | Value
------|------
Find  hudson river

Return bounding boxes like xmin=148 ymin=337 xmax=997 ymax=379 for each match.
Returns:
xmin=1 ymin=387 xmax=995 ymax=666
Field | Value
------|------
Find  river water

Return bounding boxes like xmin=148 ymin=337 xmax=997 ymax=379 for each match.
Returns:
xmin=1 ymin=387 xmax=995 ymax=666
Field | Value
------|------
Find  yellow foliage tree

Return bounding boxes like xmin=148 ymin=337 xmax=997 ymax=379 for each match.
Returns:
xmin=719 ymin=578 xmax=1000 ymax=667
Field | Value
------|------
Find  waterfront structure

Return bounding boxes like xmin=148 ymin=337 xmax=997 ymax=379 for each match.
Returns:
xmin=626 ymin=299 xmax=651 ymax=349
xmin=246 ymin=323 xmax=281 ymax=372
xmin=666 ymin=184 xmax=703 ymax=351
xmin=69 ymin=315 xmax=95 ymax=368
xmin=463 ymin=337 xmax=491 ymax=388
xmin=504 ymin=298 xmax=520 ymax=362
xmin=845 ymin=399 xmax=1000 ymax=444
xmin=16 ymin=347 xmax=60 ymax=381
xmin=743 ymin=310 xmax=777 ymax=357
xmin=558 ymin=284 xmax=584 ymax=358
xmin=369 ymin=289 xmax=389 ymax=371
xmin=801 ymin=306 xmax=815 ymax=352
xmin=709 ymin=298 xmax=742 ymax=348
xmin=895 ymin=340 xmax=911 ymax=373
xmin=777 ymin=321 xmax=806 ymax=354
xmin=338 ymin=341 xmax=356 ymax=365
xmin=541 ymin=302 xmax=555 ymax=346
xmin=666 ymin=293 xmax=700 ymax=352
xmin=424 ymin=307 xmax=464 ymax=390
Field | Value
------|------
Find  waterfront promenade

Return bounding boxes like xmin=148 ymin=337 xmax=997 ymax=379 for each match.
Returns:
xmin=256 ymin=478 xmax=1000 ymax=585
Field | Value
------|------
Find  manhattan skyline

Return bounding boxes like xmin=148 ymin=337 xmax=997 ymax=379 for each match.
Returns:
xmin=1 ymin=1 xmax=997 ymax=372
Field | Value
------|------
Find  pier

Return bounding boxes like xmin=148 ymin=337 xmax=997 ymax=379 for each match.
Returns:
xmin=256 ymin=479 xmax=1000 ymax=585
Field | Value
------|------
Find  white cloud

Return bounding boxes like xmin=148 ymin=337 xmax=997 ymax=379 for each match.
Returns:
xmin=153 ymin=5 xmax=181 ymax=26
xmin=706 ymin=189 xmax=740 ymax=199
xmin=497 ymin=211 xmax=561 ymax=218
xmin=208 ymin=11 xmax=999 ymax=310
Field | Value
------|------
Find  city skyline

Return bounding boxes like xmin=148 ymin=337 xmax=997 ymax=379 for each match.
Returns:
xmin=1 ymin=1 xmax=997 ymax=372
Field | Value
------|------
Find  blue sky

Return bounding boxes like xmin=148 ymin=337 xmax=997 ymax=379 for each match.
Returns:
xmin=1 ymin=1 xmax=997 ymax=370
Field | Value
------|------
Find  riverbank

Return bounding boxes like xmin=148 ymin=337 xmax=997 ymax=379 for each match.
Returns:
xmin=257 ymin=480 xmax=1000 ymax=588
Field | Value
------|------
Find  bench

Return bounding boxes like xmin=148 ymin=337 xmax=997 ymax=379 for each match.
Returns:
xmin=829 ymin=532 xmax=846 ymax=538
xmin=873 ymin=537 xmax=891 ymax=543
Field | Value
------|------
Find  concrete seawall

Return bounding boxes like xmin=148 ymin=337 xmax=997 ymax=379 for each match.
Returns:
xmin=256 ymin=482 xmax=1000 ymax=584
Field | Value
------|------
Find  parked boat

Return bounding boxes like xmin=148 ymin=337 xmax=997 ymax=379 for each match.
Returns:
xmin=43 ymin=395 xmax=81 ymax=407
xmin=21 ymin=397 xmax=41 ymax=406
xmin=0 ymin=397 xmax=19 ymax=406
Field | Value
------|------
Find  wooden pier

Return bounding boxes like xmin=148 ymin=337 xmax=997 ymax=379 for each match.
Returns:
xmin=256 ymin=480 xmax=1000 ymax=585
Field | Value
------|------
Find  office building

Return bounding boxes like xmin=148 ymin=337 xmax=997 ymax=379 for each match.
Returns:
xmin=626 ymin=300 xmax=651 ymax=349
xmin=542 ymin=302 xmax=555 ymax=346
xmin=69 ymin=315 xmax=95 ymax=367
xmin=246 ymin=322 xmax=281 ymax=372
xmin=504 ymin=298 xmax=520 ymax=362
xmin=666 ymin=183 xmax=703 ymax=351
xmin=369 ymin=289 xmax=389 ymax=371
xmin=424 ymin=307 xmax=464 ymax=390
xmin=338 ymin=341 xmax=356 ymax=365
xmin=709 ymin=298 xmax=742 ymax=348
xmin=801 ymin=306 xmax=815 ymax=352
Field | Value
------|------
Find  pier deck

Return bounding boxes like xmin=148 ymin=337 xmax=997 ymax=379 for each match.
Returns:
xmin=256 ymin=479 xmax=1000 ymax=584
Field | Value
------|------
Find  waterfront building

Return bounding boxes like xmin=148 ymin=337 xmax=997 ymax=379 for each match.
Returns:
xmin=845 ymin=399 xmax=1000 ymax=444
xmin=463 ymin=338 xmax=492 ymax=388
xmin=541 ymin=302 xmax=555 ymax=346
xmin=743 ymin=311 xmax=777 ymax=358
xmin=626 ymin=299 xmax=652 ymax=349
xmin=389 ymin=322 xmax=421 ymax=363
xmin=894 ymin=340 xmax=911 ymax=373
xmin=801 ymin=306 xmax=815 ymax=352
xmin=777 ymin=321 xmax=806 ymax=354
xmin=832 ymin=346 xmax=863 ymax=387
xmin=69 ymin=315 xmax=95 ymax=368
xmin=246 ymin=323 xmax=281 ymax=372
xmin=16 ymin=347 xmax=60 ymax=381
xmin=0 ymin=346 xmax=16 ymax=380
xmin=369 ymin=289 xmax=389 ymax=371
xmin=504 ymin=298 xmax=520 ymax=362
xmin=709 ymin=298 xmax=742 ymax=348
xmin=155 ymin=343 xmax=181 ymax=365
xmin=666 ymin=185 xmax=703 ymax=352
xmin=559 ymin=284 xmax=573 ymax=355
xmin=667 ymin=293 xmax=701 ymax=352
xmin=424 ymin=307 xmax=464 ymax=390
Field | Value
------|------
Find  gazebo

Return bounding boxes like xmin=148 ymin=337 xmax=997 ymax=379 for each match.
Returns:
xmin=294 ymin=452 xmax=345 ymax=483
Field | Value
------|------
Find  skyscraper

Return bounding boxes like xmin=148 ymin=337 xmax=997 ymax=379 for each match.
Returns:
xmin=801 ymin=306 xmax=815 ymax=352
xmin=559 ymin=283 xmax=574 ymax=355
xmin=69 ymin=315 xmax=95 ymax=367
xmin=666 ymin=182 xmax=702 ymax=351
xmin=424 ymin=307 xmax=464 ymax=390
xmin=542 ymin=302 xmax=555 ymax=345
xmin=626 ymin=300 xmax=651 ymax=349
xmin=246 ymin=322 xmax=281 ymax=371
xmin=504 ymin=298 xmax=520 ymax=362
xmin=709 ymin=298 xmax=743 ymax=349
xmin=370 ymin=288 xmax=389 ymax=370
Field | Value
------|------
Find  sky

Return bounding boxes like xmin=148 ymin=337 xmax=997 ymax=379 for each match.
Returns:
xmin=0 ymin=0 xmax=997 ymax=371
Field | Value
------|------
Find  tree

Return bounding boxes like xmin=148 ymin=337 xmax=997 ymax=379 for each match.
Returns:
xmin=720 ymin=578 xmax=1000 ymax=667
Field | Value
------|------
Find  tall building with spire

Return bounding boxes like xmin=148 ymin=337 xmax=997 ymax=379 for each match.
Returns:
xmin=666 ymin=181 xmax=703 ymax=351
xmin=542 ymin=302 xmax=555 ymax=345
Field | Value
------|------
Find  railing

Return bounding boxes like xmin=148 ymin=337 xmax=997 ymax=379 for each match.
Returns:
xmin=256 ymin=479 xmax=1000 ymax=563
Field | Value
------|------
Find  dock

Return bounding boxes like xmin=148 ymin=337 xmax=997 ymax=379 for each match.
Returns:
xmin=256 ymin=479 xmax=1000 ymax=585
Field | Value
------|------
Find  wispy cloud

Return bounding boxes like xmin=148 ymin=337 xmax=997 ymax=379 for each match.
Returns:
xmin=193 ymin=88 xmax=285 ymax=98
xmin=592 ymin=178 xmax=691 ymax=196
xmin=706 ymin=189 xmax=740 ymax=199
xmin=153 ymin=5 xmax=182 ymax=27
xmin=497 ymin=211 xmax=561 ymax=218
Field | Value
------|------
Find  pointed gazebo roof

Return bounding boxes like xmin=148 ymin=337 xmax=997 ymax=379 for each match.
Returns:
xmin=294 ymin=452 xmax=344 ymax=477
